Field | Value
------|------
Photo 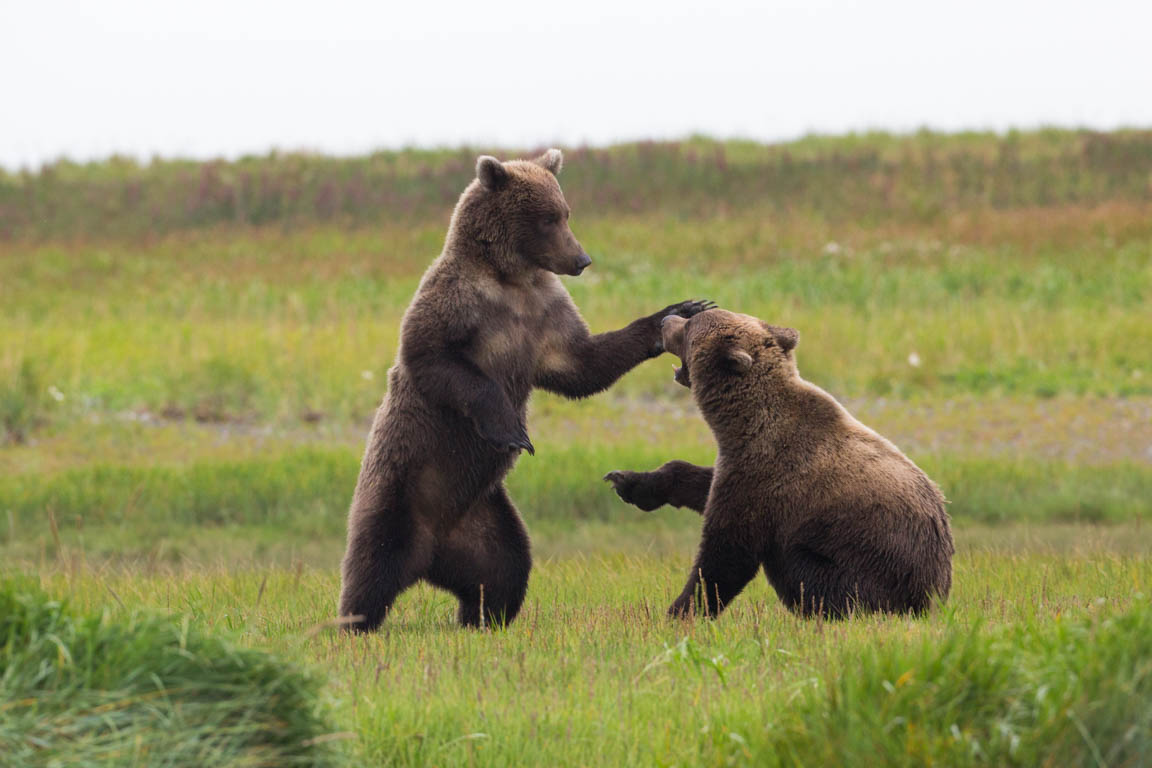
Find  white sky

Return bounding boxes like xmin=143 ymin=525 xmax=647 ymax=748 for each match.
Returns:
xmin=2 ymin=0 xmax=1151 ymax=169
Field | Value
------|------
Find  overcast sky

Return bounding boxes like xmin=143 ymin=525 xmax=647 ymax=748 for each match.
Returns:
xmin=3 ymin=0 xmax=1150 ymax=169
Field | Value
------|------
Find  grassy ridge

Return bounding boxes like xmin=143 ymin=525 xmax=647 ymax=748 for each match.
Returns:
xmin=4 ymin=130 xmax=1152 ymax=239
xmin=15 ymin=545 xmax=1150 ymax=766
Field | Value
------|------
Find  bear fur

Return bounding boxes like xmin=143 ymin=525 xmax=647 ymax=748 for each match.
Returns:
xmin=605 ymin=309 xmax=953 ymax=618
xmin=338 ymin=150 xmax=714 ymax=631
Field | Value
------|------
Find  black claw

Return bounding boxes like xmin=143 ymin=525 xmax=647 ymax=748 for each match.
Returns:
xmin=517 ymin=428 xmax=535 ymax=456
xmin=604 ymin=470 xmax=628 ymax=488
xmin=604 ymin=471 xmax=638 ymax=505
xmin=668 ymin=298 xmax=717 ymax=319
xmin=480 ymin=422 xmax=534 ymax=455
xmin=502 ymin=438 xmax=534 ymax=455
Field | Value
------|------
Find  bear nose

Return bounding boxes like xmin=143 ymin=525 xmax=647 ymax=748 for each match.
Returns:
xmin=576 ymin=252 xmax=592 ymax=271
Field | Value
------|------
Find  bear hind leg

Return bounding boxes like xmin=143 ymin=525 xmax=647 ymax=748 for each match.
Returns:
xmin=426 ymin=486 xmax=532 ymax=628
xmin=338 ymin=503 xmax=434 ymax=633
xmin=771 ymin=546 xmax=869 ymax=618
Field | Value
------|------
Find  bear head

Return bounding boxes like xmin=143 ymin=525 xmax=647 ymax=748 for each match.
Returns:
xmin=661 ymin=308 xmax=799 ymax=391
xmin=454 ymin=149 xmax=592 ymax=278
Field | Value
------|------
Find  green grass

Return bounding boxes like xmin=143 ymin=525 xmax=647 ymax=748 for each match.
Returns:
xmin=4 ymin=215 xmax=1151 ymax=425
xmin=0 ymin=578 xmax=339 ymax=767
xmin=9 ymin=539 xmax=1150 ymax=767
xmin=3 ymin=442 xmax=1151 ymax=564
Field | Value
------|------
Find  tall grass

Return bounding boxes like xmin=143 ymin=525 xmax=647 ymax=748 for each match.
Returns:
xmin=759 ymin=600 xmax=1152 ymax=766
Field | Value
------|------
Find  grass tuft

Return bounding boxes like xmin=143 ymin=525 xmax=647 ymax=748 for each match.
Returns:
xmin=0 ymin=358 xmax=50 ymax=445
xmin=0 ymin=578 xmax=340 ymax=768
xmin=763 ymin=600 xmax=1152 ymax=766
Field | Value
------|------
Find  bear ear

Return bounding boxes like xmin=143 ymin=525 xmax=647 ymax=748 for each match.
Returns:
xmin=476 ymin=155 xmax=509 ymax=190
xmin=768 ymin=326 xmax=799 ymax=354
xmin=535 ymin=148 xmax=563 ymax=176
xmin=723 ymin=348 xmax=753 ymax=375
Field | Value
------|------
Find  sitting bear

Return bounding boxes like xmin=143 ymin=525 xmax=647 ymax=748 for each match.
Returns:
xmin=605 ymin=309 xmax=953 ymax=618
xmin=338 ymin=149 xmax=714 ymax=631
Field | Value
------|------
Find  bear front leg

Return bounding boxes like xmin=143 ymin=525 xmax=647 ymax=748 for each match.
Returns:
xmin=604 ymin=460 xmax=713 ymax=514
xmin=469 ymin=394 xmax=534 ymax=456
xmin=669 ymin=523 xmax=759 ymax=619
xmin=402 ymin=343 xmax=533 ymax=455
xmin=535 ymin=300 xmax=716 ymax=399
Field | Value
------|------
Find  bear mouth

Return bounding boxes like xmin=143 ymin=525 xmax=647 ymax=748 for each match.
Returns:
xmin=673 ymin=361 xmax=691 ymax=388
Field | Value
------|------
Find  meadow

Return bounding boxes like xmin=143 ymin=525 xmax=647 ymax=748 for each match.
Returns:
xmin=2 ymin=130 xmax=1151 ymax=765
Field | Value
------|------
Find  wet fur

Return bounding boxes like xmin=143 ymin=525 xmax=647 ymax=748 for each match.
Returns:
xmin=606 ymin=310 xmax=954 ymax=619
xmin=339 ymin=151 xmax=713 ymax=630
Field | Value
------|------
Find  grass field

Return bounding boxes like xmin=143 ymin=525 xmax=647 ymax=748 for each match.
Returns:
xmin=11 ymin=533 xmax=1152 ymax=766
xmin=2 ymin=130 xmax=1151 ymax=765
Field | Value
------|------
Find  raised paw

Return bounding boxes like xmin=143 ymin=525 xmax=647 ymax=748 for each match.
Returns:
xmin=603 ymin=470 xmax=667 ymax=511
xmin=663 ymin=299 xmax=717 ymax=320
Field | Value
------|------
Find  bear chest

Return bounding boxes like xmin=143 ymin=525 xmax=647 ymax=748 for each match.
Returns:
xmin=472 ymin=308 xmax=551 ymax=390
xmin=469 ymin=275 xmax=565 ymax=386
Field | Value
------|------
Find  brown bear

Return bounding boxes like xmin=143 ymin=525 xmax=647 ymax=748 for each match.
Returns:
xmin=338 ymin=149 xmax=714 ymax=631
xmin=604 ymin=309 xmax=953 ymax=618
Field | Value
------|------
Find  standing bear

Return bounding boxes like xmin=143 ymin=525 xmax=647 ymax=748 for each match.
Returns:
xmin=605 ymin=309 xmax=953 ymax=618
xmin=339 ymin=149 xmax=713 ymax=631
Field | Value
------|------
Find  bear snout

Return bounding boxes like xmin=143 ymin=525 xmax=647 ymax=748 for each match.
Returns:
xmin=569 ymin=250 xmax=592 ymax=276
xmin=661 ymin=314 xmax=688 ymax=355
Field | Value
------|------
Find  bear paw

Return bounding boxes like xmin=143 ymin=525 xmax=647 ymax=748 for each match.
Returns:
xmin=648 ymin=300 xmax=717 ymax=356
xmin=661 ymin=299 xmax=717 ymax=320
xmin=603 ymin=470 xmax=667 ymax=511
xmin=477 ymin=422 xmax=535 ymax=456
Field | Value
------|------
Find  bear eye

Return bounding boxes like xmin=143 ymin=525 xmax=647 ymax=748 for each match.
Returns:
xmin=546 ymin=214 xmax=562 ymax=225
